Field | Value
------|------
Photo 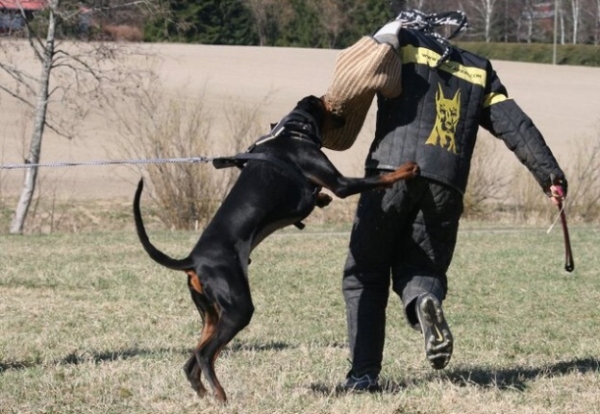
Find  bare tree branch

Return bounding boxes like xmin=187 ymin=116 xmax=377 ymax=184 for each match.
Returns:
xmin=1 ymin=0 xmax=159 ymax=233
xmin=0 ymin=84 xmax=35 ymax=108
xmin=0 ymin=62 xmax=38 ymax=96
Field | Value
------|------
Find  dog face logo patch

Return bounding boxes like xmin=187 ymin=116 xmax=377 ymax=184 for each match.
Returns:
xmin=425 ymin=84 xmax=461 ymax=153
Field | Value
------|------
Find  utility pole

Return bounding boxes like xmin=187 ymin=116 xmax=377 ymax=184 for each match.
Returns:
xmin=553 ymin=0 xmax=559 ymax=64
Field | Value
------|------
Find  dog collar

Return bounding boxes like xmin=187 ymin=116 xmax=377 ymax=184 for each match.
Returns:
xmin=250 ymin=109 xmax=322 ymax=150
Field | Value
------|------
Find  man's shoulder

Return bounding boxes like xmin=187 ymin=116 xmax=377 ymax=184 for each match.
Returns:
xmin=400 ymin=28 xmax=438 ymax=48
xmin=399 ymin=29 xmax=491 ymax=70
xmin=450 ymin=44 xmax=491 ymax=69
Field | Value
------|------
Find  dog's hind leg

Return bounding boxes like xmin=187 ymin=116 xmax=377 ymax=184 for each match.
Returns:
xmin=185 ymin=302 xmax=220 ymax=398
xmin=183 ymin=353 xmax=206 ymax=397
xmin=183 ymin=271 xmax=217 ymax=398
xmin=198 ymin=300 xmax=254 ymax=403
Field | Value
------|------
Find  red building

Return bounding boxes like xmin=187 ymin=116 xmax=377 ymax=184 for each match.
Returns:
xmin=0 ymin=0 xmax=46 ymax=33
xmin=0 ymin=1 xmax=46 ymax=11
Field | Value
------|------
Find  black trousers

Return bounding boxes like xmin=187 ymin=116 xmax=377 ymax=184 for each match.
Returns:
xmin=342 ymin=175 xmax=463 ymax=377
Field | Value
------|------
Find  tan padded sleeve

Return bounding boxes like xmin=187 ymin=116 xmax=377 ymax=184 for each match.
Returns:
xmin=321 ymin=36 xmax=402 ymax=151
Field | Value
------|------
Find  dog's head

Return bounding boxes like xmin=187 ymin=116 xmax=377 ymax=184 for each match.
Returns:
xmin=295 ymin=95 xmax=345 ymax=131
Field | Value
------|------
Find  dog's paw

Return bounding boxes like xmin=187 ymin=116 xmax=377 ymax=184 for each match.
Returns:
xmin=383 ymin=162 xmax=420 ymax=184
xmin=316 ymin=192 xmax=333 ymax=208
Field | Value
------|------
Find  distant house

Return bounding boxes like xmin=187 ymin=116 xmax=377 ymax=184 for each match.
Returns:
xmin=0 ymin=0 xmax=46 ymax=33
xmin=0 ymin=0 xmax=46 ymax=11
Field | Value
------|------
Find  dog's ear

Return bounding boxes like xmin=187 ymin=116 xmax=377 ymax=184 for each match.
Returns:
xmin=298 ymin=95 xmax=322 ymax=109
xmin=296 ymin=95 xmax=328 ymax=127
xmin=308 ymin=95 xmax=324 ymax=106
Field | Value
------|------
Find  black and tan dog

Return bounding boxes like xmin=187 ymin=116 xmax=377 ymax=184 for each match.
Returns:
xmin=133 ymin=95 xmax=419 ymax=402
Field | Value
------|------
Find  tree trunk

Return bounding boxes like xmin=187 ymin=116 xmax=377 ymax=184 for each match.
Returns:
xmin=571 ymin=0 xmax=580 ymax=44
xmin=595 ymin=0 xmax=600 ymax=44
xmin=596 ymin=0 xmax=600 ymax=44
xmin=484 ymin=0 xmax=493 ymax=42
xmin=560 ymin=5 xmax=565 ymax=43
xmin=9 ymin=7 xmax=56 ymax=234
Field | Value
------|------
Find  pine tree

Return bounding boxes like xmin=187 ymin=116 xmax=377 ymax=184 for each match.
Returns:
xmin=145 ymin=0 xmax=258 ymax=44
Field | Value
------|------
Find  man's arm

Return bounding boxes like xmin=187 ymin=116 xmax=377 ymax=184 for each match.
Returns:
xmin=321 ymin=22 xmax=403 ymax=151
xmin=479 ymin=69 xmax=567 ymax=201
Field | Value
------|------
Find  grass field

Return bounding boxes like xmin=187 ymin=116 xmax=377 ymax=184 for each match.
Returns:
xmin=1 ymin=223 xmax=599 ymax=413
xmin=2 ymin=38 xmax=600 ymax=413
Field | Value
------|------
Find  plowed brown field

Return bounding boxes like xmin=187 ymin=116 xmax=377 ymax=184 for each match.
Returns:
xmin=2 ymin=42 xmax=599 ymax=199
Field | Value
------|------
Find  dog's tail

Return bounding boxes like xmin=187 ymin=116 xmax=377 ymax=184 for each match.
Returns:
xmin=133 ymin=179 xmax=195 ymax=271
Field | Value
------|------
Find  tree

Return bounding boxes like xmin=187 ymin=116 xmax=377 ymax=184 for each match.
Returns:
xmin=343 ymin=0 xmax=395 ymax=45
xmin=243 ymin=0 xmax=293 ymax=46
xmin=460 ymin=0 xmax=500 ymax=41
xmin=595 ymin=0 xmax=600 ymax=43
xmin=519 ymin=0 xmax=540 ymax=42
xmin=569 ymin=0 xmax=582 ymax=42
xmin=578 ymin=0 xmax=600 ymax=43
xmin=309 ymin=0 xmax=347 ymax=48
xmin=498 ymin=0 xmax=523 ymax=42
xmin=1 ymin=0 xmax=154 ymax=234
xmin=271 ymin=0 xmax=320 ymax=47
xmin=144 ymin=0 xmax=257 ymax=44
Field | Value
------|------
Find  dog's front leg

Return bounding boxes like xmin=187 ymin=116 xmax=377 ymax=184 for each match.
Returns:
xmin=302 ymin=152 xmax=419 ymax=198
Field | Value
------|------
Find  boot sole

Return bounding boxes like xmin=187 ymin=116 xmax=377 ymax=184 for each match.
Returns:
xmin=416 ymin=294 xmax=453 ymax=370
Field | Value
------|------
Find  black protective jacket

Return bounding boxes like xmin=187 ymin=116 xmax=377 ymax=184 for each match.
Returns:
xmin=366 ymin=28 xmax=565 ymax=195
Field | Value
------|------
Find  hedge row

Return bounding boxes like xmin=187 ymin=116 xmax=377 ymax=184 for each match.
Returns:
xmin=455 ymin=42 xmax=600 ymax=67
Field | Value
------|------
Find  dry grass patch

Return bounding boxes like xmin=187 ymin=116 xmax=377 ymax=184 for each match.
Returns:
xmin=1 ymin=225 xmax=599 ymax=413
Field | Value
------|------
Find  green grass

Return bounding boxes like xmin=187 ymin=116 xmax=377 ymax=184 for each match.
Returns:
xmin=1 ymin=225 xmax=599 ymax=413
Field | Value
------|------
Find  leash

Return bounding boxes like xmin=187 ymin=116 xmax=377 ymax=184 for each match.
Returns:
xmin=394 ymin=10 xmax=469 ymax=67
xmin=0 ymin=156 xmax=218 ymax=170
xmin=0 ymin=153 xmax=308 ymax=186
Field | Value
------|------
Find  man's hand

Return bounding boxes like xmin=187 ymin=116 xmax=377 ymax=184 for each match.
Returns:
xmin=548 ymin=174 xmax=568 ymax=206
xmin=373 ymin=20 xmax=402 ymax=50
xmin=549 ymin=184 xmax=565 ymax=206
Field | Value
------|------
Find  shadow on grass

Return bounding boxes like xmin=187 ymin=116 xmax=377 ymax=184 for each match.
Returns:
xmin=0 ymin=360 xmax=38 ymax=372
xmin=310 ymin=356 xmax=600 ymax=396
xmin=0 ymin=347 xmax=187 ymax=373
xmin=444 ymin=357 xmax=600 ymax=391
xmin=226 ymin=340 xmax=291 ymax=353
xmin=60 ymin=348 xmax=192 ymax=365
xmin=0 ymin=341 xmax=291 ymax=374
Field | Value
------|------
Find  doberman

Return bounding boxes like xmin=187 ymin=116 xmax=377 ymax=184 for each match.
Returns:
xmin=133 ymin=95 xmax=419 ymax=402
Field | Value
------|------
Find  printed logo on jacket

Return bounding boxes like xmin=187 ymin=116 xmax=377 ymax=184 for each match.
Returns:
xmin=426 ymin=84 xmax=460 ymax=154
